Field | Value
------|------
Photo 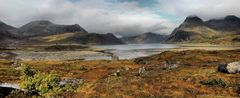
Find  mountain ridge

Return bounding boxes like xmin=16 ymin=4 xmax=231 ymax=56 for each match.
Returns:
xmin=19 ymin=20 xmax=88 ymax=37
xmin=167 ymin=15 xmax=240 ymax=44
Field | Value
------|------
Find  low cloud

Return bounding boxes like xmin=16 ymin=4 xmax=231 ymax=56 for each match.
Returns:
xmin=1 ymin=0 xmax=239 ymax=36
xmin=157 ymin=0 xmax=240 ymax=20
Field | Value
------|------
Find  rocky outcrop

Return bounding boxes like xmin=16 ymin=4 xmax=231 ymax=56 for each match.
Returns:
xmin=121 ymin=32 xmax=169 ymax=44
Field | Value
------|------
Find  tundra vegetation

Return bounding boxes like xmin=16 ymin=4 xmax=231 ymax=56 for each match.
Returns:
xmin=1 ymin=49 xmax=240 ymax=97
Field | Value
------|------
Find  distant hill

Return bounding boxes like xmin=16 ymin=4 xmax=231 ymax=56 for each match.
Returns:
xmin=121 ymin=32 xmax=169 ymax=44
xmin=19 ymin=20 xmax=88 ymax=37
xmin=43 ymin=33 xmax=124 ymax=45
xmin=167 ymin=15 xmax=240 ymax=44
xmin=18 ymin=20 xmax=124 ymax=45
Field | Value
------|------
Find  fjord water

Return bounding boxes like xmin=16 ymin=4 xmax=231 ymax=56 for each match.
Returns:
xmin=91 ymin=43 xmax=179 ymax=60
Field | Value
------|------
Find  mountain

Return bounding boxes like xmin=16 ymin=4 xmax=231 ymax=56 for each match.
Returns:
xmin=206 ymin=15 xmax=240 ymax=33
xmin=19 ymin=20 xmax=88 ymax=37
xmin=121 ymin=32 xmax=169 ymax=44
xmin=167 ymin=15 xmax=240 ymax=44
xmin=42 ymin=33 xmax=123 ymax=45
xmin=73 ymin=33 xmax=124 ymax=45
xmin=17 ymin=20 xmax=123 ymax=45
xmin=0 ymin=20 xmax=19 ymax=47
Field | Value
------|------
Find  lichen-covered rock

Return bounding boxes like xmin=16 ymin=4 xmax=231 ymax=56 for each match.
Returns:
xmin=227 ymin=62 xmax=240 ymax=74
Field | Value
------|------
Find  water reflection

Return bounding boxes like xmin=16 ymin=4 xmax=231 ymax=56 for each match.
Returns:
xmin=89 ymin=44 xmax=179 ymax=60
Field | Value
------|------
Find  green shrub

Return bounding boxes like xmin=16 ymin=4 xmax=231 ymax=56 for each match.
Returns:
xmin=200 ymin=77 xmax=230 ymax=88
xmin=20 ymin=65 xmax=62 ymax=97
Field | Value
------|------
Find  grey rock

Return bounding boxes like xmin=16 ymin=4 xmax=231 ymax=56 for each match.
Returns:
xmin=227 ymin=62 xmax=240 ymax=74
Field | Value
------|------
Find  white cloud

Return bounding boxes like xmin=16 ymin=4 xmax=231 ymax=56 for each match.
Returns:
xmin=0 ymin=0 xmax=174 ymax=36
xmin=1 ymin=0 xmax=239 ymax=36
xmin=157 ymin=0 xmax=240 ymax=20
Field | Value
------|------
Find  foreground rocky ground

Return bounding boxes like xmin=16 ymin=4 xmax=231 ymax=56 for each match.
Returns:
xmin=1 ymin=49 xmax=240 ymax=97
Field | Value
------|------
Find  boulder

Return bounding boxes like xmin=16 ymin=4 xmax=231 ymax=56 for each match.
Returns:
xmin=218 ymin=62 xmax=240 ymax=74
xmin=227 ymin=62 xmax=240 ymax=74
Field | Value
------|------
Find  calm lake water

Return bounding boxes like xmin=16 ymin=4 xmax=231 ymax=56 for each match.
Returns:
xmin=8 ymin=44 xmax=178 ymax=61
xmin=90 ymin=43 xmax=179 ymax=60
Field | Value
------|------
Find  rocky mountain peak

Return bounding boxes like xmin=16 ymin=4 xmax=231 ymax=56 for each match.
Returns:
xmin=184 ymin=16 xmax=203 ymax=23
xmin=19 ymin=20 xmax=88 ymax=37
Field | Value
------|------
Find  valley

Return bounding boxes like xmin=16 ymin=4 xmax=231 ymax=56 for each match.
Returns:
xmin=0 ymin=14 xmax=240 ymax=97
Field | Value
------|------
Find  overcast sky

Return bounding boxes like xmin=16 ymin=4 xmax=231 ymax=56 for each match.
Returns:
xmin=0 ymin=0 xmax=240 ymax=36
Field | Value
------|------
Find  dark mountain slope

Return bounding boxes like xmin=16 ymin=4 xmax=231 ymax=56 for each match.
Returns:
xmin=206 ymin=15 xmax=240 ymax=33
xmin=19 ymin=20 xmax=88 ymax=37
xmin=0 ymin=20 xmax=20 ymax=47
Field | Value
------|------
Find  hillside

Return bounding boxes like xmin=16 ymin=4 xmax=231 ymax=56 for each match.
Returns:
xmin=19 ymin=20 xmax=88 ymax=37
xmin=206 ymin=15 xmax=240 ymax=33
xmin=43 ymin=33 xmax=124 ymax=45
xmin=167 ymin=15 xmax=240 ymax=44
xmin=0 ymin=20 xmax=123 ymax=45
xmin=121 ymin=32 xmax=169 ymax=44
